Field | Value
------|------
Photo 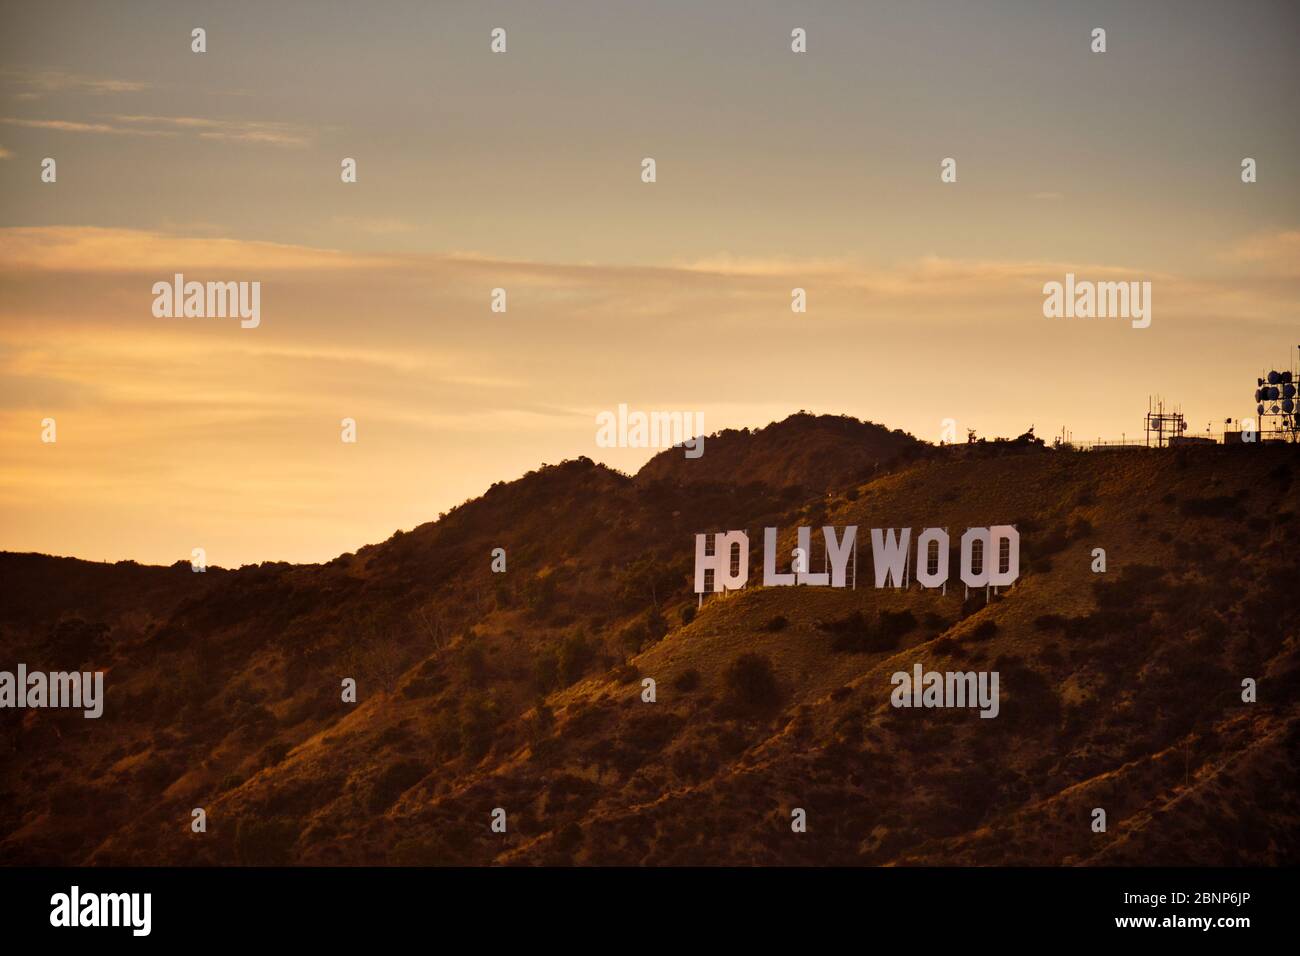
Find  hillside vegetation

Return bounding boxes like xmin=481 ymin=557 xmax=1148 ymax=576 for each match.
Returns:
xmin=1 ymin=414 xmax=1296 ymax=865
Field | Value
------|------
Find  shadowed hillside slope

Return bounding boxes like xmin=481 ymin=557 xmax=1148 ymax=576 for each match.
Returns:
xmin=1 ymin=415 xmax=1296 ymax=866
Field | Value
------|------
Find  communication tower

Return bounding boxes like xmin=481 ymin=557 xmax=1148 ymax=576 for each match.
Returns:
xmin=1253 ymin=345 xmax=1300 ymax=442
xmin=1144 ymin=397 xmax=1186 ymax=448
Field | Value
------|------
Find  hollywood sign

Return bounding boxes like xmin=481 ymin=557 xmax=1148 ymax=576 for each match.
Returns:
xmin=694 ymin=525 xmax=1019 ymax=594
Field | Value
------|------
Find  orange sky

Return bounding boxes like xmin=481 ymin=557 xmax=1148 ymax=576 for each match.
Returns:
xmin=1 ymin=1 xmax=1298 ymax=565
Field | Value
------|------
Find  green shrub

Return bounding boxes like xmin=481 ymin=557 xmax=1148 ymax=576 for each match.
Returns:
xmin=234 ymin=816 xmax=300 ymax=865
xmin=673 ymin=669 xmax=701 ymax=693
xmin=459 ymin=640 xmax=488 ymax=686
xmin=523 ymin=572 xmax=558 ymax=617
xmin=618 ymin=620 xmax=648 ymax=655
xmin=259 ymin=739 xmax=291 ymax=768
xmin=645 ymin=606 xmax=669 ymax=642
xmin=367 ymin=759 xmax=428 ymax=813
xmin=557 ymin=631 xmax=595 ymax=685
xmin=819 ymin=610 xmax=912 ymax=653
xmin=879 ymin=609 xmax=917 ymax=640
xmin=1178 ymin=496 xmax=1238 ymax=519
xmin=458 ymin=693 xmax=500 ymax=760
xmin=723 ymin=653 xmax=781 ymax=716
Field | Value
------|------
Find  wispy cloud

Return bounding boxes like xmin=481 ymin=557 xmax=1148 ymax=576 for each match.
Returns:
xmin=675 ymin=253 xmax=854 ymax=278
xmin=1224 ymin=230 xmax=1300 ymax=277
xmin=0 ymin=113 xmax=312 ymax=146
xmin=1 ymin=68 xmax=150 ymax=98
xmin=111 ymin=114 xmax=313 ymax=147
xmin=1 ymin=226 xmax=1288 ymax=334
xmin=0 ymin=226 xmax=375 ymax=273
xmin=0 ymin=117 xmax=176 ymax=136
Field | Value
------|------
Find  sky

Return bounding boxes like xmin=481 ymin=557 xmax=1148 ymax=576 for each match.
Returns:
xmin=1 ymin=0 xmax=1298 ymax=566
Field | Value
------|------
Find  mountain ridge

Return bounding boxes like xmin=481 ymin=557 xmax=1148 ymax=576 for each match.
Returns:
xmin=1 ymin=413 xmax=1296 ymax=865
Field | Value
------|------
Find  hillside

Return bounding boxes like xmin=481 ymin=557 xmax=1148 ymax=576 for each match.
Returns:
xmin=1 ymin=414 xmax=1297 ymax=866
xmin=634 ymin=412 xmax=928 ymax=494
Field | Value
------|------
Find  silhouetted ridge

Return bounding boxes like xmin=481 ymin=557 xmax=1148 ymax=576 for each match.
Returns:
xmin=635 ymin=412 xmax=928 ymax=494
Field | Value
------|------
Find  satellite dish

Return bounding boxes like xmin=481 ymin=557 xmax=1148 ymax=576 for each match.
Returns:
xmin=1271 ymin=404 xmax=1281 ymax=414
xmin=1284 ymin=371 xmax=1295 ymax=384
xmin=1268 ymin=370 xmax=1282 ymax=385
xmin=1285 ymin=399 xmax=1296 ymax=413
xmin=1285 ymin=383 xmax=1297 ymax=398
xmin=1258 ymin=404 xmax=1265 ymax=415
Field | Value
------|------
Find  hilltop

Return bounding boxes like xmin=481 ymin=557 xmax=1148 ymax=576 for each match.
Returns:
xmin=0 ymin=413 xmax=1297 ymax=865
xmin=634 ymin=412 xmax=927 ymax=494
